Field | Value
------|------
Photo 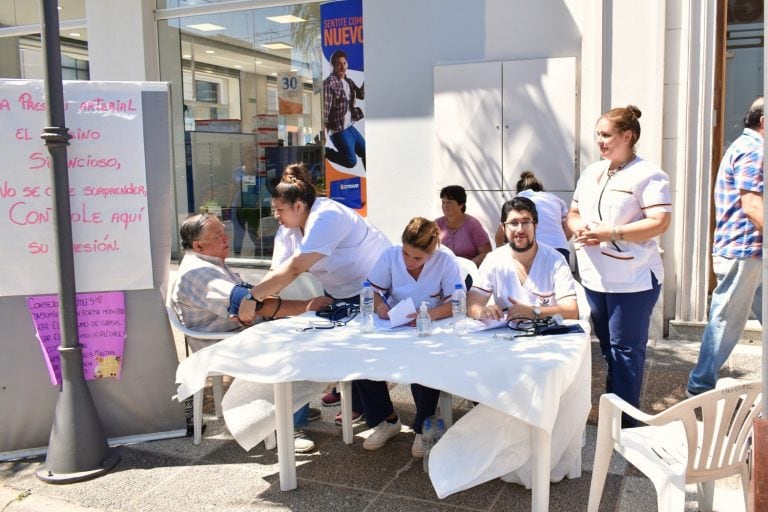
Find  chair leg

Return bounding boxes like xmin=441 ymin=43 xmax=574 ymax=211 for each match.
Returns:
xmin=739 ymin=466 xmax=750 ymax=511
xmin=587 ymin=448 xmax=611 ymax=511
xmin=697 ymin=481 xmax=715 ymax=512
xmin=212 ymin=375 xmax=224 ymax=418
xmin=653 ymin=473 xmax=686 ymax=512
xmin=438 ymin=392 xmax=453 ymax=428
xmin=587 ymin=417 xmax=614 ymax=512
xmin=192 ymin=389 xmax=204 ymax=445
xmin=264 ymin=432 xmax=277 ymax=450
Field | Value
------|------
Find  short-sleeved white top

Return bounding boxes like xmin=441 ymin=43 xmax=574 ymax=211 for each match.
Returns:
xmin=517 ymin=189 xmax=569 ymax=251
xmin=271 ymin=197 xmax=391 ymax=298
xmin=571 ymin=157 xmax=671 ymax=293
xmin=472 ymin=242 xmax=576 ymax=309
xmin=368 ymin=244 xmax=463 ymax=309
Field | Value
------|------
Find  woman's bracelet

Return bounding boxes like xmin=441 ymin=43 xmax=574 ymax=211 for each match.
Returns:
xmin=610 ymin=225 xmax=625 ymax=242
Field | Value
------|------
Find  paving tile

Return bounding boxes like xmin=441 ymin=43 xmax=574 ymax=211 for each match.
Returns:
xmin=381 ymin=457 xmax=503 ymax=510
xmin=122 ymin=463 xmax=269 ymax=512
xmin=489 ymin=474 xmax=623 ymax=512
xmin=640 ymin=370 xmax=687 ymax=414
xmin=367 ymin=493 xmax=479 ymax=512
xmin=290 ymin=428 xmax=414 ymax=492
xmin=616 ymin=475 xmax=658 ymax=512
xmin=544 ymin=472 xmax=622 ymax=512
xmin=0 ymin=458 xmax=45 ymax=487
xmin=581 ymin=425 xmax=627 ymax=477
xmin=5 ymin=447 xmax=191 ymax=512
xmin=256 ymin=479 xmax=378 ymax=511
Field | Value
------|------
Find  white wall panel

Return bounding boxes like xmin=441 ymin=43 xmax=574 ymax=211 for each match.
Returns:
xmin=434 ymin=61 xmax=502 ymax=191
xmin=501 ymin=57 xmax=577 ymax=192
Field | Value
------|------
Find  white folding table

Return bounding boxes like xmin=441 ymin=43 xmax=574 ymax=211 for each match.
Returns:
xmin=175 ymin=314 xmax=591 ymax=512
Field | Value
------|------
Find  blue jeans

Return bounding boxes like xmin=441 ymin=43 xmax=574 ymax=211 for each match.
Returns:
xmin=586 ymin=274 xmax=661 ymax=427
xmin=687 ymin=256 xmax=762 ymax=394
xmin=326 ymin=125 xmax=366 ymax=169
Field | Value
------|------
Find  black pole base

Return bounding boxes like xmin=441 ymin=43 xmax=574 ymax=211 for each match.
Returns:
xmin=36 ymin=346 xmax=120 ymax=484
xmin=36 ymin=450 xmax=120 ymax=484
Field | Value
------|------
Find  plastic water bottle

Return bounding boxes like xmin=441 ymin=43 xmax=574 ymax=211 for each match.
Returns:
xmin=423 ymin=415 xmax=445 ymax=472
xmin=434 ymin=417 xmax=446 ymax=446
xmin=360 ymin=282 xmax=374 ymax=333
xmin=416 ymin=301 xmax=431 ymax=337
xmin=422 ymin=417 xmax=433 ymax=472
xmin=451 ymin=283 xmax=467 ymax=335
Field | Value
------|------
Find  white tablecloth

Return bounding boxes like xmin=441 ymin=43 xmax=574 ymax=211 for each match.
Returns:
xmin=175 ymin=314 xmax=591 ymax=501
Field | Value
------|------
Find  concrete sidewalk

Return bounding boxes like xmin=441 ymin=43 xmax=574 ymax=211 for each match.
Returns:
xmin=1 ymin=331 xmax=761 ymax=511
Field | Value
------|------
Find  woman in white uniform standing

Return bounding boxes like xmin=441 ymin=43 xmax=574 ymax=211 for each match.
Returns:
xmin=567 ymin=105 xmax=671 ymax=427
xmin=357 ymin=217 xmax=463 ymax=455
xmin=251 ymin=163 xmax=391 ymax=417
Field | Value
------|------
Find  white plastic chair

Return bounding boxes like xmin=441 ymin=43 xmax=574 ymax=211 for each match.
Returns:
xmin=165 ymin=287 xmax=231 ymax=445
xmin=588 ymin=379 xmax=762 ymax=512
xmin=456 ymin=256 xmax=480 ymax=292
xmin=167 ymin=272 xmax=324 ymax=447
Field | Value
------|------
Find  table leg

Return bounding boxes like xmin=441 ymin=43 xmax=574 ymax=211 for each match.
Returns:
xmin=274 ymin=382 xmax=297 ymax=491
xmin=566 ymin=428 xmax=585 ymax=479
xmin=338 ymin=381 xmax=353 ymax=445
xmin=531 ymin=427 xmax=551 ymax=512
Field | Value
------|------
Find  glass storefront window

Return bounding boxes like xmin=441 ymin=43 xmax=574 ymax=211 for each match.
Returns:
xmin=0 ymin=1 xmax=88 ymax=80
xmin=0 ymin=0 xmax=85 ymax=26
xmin=724 ymin=0 xmax=764 ymax=148
xmin=159 ymin=2 xmax=323 ymax=261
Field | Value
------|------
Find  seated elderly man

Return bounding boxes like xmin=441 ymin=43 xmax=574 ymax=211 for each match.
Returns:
xmin=468 ymin=197 xmax=578 ymax=322
xmin=172 ymin=213 xmax=332 ymax=452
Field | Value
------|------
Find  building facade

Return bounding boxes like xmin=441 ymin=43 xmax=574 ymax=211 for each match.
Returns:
xmin=0 ymin=0 xmax=763 ymax=335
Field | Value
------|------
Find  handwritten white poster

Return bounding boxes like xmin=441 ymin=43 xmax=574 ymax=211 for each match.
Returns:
xmin=0 ymin=80 xmax=154 ymax=296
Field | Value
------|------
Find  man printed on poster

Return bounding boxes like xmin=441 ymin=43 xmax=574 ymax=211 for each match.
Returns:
xmin=323 ymin=49 xmax=365 ymax=171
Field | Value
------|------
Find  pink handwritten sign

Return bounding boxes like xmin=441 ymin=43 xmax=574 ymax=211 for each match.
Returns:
xmin=26 ymin=291 xmax=126 ymax=386
xmin=0 ymin=80 xmax=155 ymax=296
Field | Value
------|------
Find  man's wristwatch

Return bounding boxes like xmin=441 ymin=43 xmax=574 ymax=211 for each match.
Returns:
xmin=532 ymin=306 xmax=541 ymax=319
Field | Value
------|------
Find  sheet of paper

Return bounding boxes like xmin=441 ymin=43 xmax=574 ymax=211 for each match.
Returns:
xmin=387 ymin=297 xmax=416 ymax=328
xmin=465 ymin=317 xmax=509 ymax=331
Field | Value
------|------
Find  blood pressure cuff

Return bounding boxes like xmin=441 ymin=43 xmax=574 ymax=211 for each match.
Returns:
xmin=228 ymin=283 xmax=254 ymax=316
xmin=316 ymin=301 xmax=359 ymax=321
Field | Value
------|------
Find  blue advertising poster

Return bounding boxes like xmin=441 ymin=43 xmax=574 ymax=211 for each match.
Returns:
xmin=320 ymin=0 xmax=367 ymax=214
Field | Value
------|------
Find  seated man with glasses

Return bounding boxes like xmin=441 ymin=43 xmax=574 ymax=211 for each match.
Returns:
xmin=467 ymin=197 xmax=579 ymax=322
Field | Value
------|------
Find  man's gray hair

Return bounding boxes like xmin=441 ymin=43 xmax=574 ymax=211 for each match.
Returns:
xmin=180 ymin=213 xmax=216 ymax=250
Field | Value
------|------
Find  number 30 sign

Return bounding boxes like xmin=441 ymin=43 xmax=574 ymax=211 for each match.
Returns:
xmin=278 ymin=71 xmax=302 ymax=114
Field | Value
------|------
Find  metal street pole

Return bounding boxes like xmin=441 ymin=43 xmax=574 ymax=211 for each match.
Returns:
xmin=35 ymin=0 xmax=119 ymax=483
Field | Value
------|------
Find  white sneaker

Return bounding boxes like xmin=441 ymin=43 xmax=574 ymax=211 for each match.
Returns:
xmin=411 ymin=433 xmax=424 ymax=458
xmin=363 ymin=418 xmax=402 ymax=451
xmin=293 ymin=428 xmax=315 ymax=453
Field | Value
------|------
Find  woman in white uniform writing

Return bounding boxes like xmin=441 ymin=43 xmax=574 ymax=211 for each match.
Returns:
xmin=356 ymin=217 xmax=463 ymax=455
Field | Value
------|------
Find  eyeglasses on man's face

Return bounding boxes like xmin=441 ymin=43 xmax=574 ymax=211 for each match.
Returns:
xmin=503 ymin=219 xmax=534 ymax=229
